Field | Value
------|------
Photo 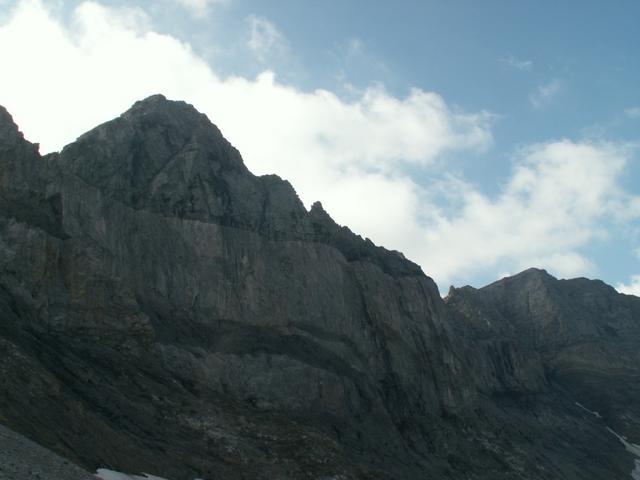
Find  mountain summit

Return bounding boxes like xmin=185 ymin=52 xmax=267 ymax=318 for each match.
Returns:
xmin=0 ymin=96 xmax=638 ymax=479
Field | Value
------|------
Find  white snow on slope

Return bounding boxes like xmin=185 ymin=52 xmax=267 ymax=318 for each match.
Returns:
xmin=606 ymin=427 xmax=640 ymax=480
xmin=575 ymin=401 xmax=640 ymax=479
xmin=96 ymin=468 xmax=203 ymax=480
xmin=575 ymin=401 xmax=602 ymax=418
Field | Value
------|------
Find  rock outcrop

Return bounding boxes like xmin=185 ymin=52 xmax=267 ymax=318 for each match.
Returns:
xmin=0 ymin=424 xmax=94 ymax=480
xmin=448 ymin=268 xmax=640 ymax=442
xmin=0 ymin=96 xmax=638 ymax=479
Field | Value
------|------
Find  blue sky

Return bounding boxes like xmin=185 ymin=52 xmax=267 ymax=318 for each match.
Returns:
xmin=1 ymin=0 xmax=640 ymax=294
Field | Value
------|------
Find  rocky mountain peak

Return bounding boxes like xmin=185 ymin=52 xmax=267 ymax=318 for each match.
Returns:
xmin=52 ymin=97 xmax=425 ymax=278
xmin=511 ymin=266 xmax=552 ymax=279
xmin=519 ymin=266 xmax=550 ymax=275
xmin=482 ymin=267 xmax=554 ymax=293
xmin=119 ymin=94 xmax=221 ymax=143
xmin=56 ymin=95 xmax=257 ymax=222
xmin=64 ymin=94 xmax=243 ymax=167
xmin=124 ymin=93 xmax=174 ymax=112
xmin=0 ymin=106 xmax=22 ymax=144
xmin=0 ymin=106 xmax=41 ymax=191
xmin=0 ymin=106 xmax=40 ymax=159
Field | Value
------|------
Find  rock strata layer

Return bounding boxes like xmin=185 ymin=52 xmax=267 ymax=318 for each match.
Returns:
xmin=0 ymin=96 xmax=639 ymax=479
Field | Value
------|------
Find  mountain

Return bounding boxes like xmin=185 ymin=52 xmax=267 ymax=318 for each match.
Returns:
xmin=447 ymin=268 xmax=640 ymax=441
xmin=0 ymin=96 xmax=638 ymax=479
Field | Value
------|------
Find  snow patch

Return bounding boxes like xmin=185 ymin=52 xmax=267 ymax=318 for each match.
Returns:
xmin=607 ymin=427 xmax=640 ymax=457
xmin=96 ymin=470 xmax=170 ymax=480
xmin=606 ymin=428 xmax=640 ymax=480
xmin=575 ymin=401 xmax=602 ymax=418
xmin=573 ymin=402 xmax=640 ymax=479
xmin=95 ymin=468 xmax=204 ymax=480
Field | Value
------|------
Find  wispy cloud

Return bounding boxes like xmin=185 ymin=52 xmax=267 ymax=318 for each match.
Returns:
xmin=500 ymin=55 xmax=533 ymax=71
xmin=246 ymin=15 xmax=288 ymax=62
xmin=530 ymin=79 xmax=562 ymax=108
xmin=173 ymin=0 xmax=229 ymax=18
xmin=616 ymin=275 xmax=640 ymax=296
xmin=330 ymin=37 xmax=391 ymax=96
xmin=345 ymin=38 xmax=364 ymax=58
xmin=625 ymin=106 xmax=640 ymax=119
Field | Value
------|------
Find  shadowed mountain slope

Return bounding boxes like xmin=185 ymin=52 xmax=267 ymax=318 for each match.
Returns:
xmin=0 ymin=96 xmax=638 ymax=479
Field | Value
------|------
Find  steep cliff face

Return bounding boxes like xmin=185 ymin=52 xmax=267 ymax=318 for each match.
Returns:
xmin=0 ymin=96 xmax=474 ymax=479
xmin=448 ymin=268 xmax=640 ymax=438
xmin=0 ymin=97 xmax=639 ymax=480
xmin=447 ymin=268 xmax=640 ymax=478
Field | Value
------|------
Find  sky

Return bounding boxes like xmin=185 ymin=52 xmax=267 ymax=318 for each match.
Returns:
xmin=1 ymin=0 xmax=640 ymax=295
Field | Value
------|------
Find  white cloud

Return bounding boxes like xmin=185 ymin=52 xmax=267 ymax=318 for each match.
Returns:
xmin=500 ymin=56 xmax=533 ymax=71
xmin=415 ymin=140 xmax=638 ymax=286
xmin=0 ymin=0 xmax=490 ymax=274
xmin=2 ymin=1 xmax=637 ymax=292
xmin=173 ymin=0 xmax=228 ymax=18
xmin=333 ymin=37 xmax=389 ymax=86
xmin=345 ymin=38 xmax=364 ymax=58
xmin=625 ymin=107 xmax=640 ymax=119
xmin=246 ymin=15 xmax=288 ymax=62
xmin=530 ymin=79 xmax=562 ymax=108
xmin=0 ymin=1 xmax=491 ymax=167
xmin=616 ymin=275 xmax=640 ymax=296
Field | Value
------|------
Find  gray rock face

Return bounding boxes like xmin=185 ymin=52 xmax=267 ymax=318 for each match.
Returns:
xmin=0 ymin=97 xmax=639 ymax=479
xmin=447 ymin=268 xmax=640 ymax=439
xmin=0 ymin=424 xmax=94 ymax=480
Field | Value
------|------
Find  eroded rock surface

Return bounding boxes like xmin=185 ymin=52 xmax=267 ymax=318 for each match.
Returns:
xmin=448 ymin=268 xmax=640 ymax=441
xmin=0 ymin=97 xmax=638 ymax=479
xmin=0 ymin=424 xmax=93 ymax=480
